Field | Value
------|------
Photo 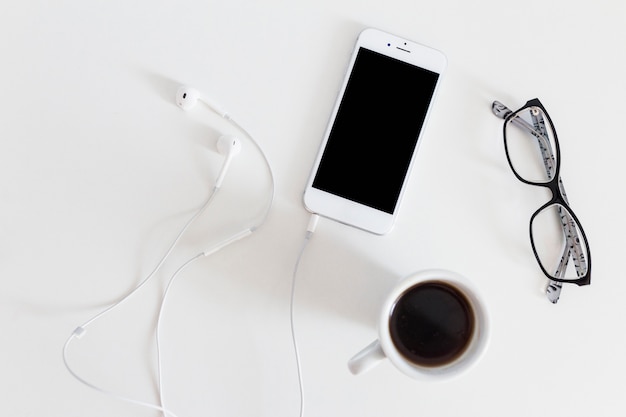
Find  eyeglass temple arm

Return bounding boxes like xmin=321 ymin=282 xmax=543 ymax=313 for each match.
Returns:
xmin=527 ymin=108 xmax=588 ymax=289
xmin=491 ymin=101 xmax=512 ymax=119
xmin=492 ymin=101 xmax=588 ymax=302
xmin=529 ymin=109 xmax=567 ymax=303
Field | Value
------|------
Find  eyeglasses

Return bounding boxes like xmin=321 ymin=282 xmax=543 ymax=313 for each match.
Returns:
xmin=491 ymin=98 xmax=591 ymax=304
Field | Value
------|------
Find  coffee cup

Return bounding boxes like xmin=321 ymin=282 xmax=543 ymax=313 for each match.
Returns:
xmin=348 ymin=269 xmax=489 ymax=381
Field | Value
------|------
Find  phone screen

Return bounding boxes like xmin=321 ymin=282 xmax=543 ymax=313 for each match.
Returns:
xmin=311 ymin=47 xmax=439 ymax=214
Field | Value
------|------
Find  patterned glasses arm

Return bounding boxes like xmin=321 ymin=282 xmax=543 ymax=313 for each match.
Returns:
xmin=492 ymin=101 xmax=587 ymax=303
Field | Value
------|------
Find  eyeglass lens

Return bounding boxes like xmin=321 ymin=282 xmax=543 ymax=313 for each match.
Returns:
xmin=505 ymin=106 xmax=558 ymax=184
xmin=531 ymin=203 xmax=589 ymax=281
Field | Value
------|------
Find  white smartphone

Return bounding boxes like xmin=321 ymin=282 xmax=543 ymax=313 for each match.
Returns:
xmin=303 ymin=28 xmax=447 ymax=234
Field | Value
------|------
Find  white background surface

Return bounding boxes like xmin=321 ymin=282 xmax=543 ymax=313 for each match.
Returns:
xmin=1 ymin=1 xmax=624 ymax=416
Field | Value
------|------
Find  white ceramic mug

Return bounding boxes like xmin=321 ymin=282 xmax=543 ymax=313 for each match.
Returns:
xmin=348 ymin=269 xmax=489 ymax=381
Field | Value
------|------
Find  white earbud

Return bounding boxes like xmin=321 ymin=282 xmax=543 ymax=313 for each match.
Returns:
xmin=176 ymin=86 xmax=239 ymax=187
xmin=176 ymin=86 xmax=229 ymax=119
xmin=217 ymin=134 xmax=242 ymax=157
xmin=214 ymin=134 xmax=241 ymax=188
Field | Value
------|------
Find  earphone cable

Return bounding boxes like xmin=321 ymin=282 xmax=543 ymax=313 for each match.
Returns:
xmin=63 ymin=323 xmax=182 ymax=417
xmin=155 ymin=228 xmax=254 ymax=415
xmin=227 ymin=116 xmax=275 ymax=226
xmin=75 ymin=187 xmax=221 ymax=332
xmin=63 ymin=96 xmax=276 ymax=417
xmin=155 ymin=252 xmax=204 ymax=415
xmin=152 ymin=116 xmax=275 ymax=417
xmin=62 ymin=188 xmax=220 ymax=417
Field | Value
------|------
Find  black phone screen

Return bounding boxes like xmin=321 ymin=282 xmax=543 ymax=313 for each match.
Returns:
xmin=312 ymin=47 xmax=439 ymax=214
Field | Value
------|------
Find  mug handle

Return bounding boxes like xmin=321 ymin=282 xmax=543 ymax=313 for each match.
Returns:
xmin=348 ymin=339 xmax=386 ymax=375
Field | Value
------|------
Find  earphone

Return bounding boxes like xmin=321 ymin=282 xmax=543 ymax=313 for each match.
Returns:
xmin=64 ymin=84 xmax=275 ymax=417
xmin=215 ymin=134 xmax=241 ymax=188
xmin=176 ymin=85 xmax=230 ymax=119
xmin=175 ymin=86 xmax=245 ymax=189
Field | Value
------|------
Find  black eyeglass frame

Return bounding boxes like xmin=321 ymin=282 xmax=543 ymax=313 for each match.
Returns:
xmin=503 ymin=98 xmax=591 ymax=286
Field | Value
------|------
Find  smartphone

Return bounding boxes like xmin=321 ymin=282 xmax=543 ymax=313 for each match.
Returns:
xmin=303 ymin=28 xmax=447 ymax=234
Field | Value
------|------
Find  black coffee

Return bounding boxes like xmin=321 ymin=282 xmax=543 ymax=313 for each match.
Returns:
xmin=389 ymin=281 xmax=475 ymax=367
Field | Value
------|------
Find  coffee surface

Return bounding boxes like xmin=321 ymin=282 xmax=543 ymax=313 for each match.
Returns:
xmin=389 ymin=281 xmax=475 ymax=367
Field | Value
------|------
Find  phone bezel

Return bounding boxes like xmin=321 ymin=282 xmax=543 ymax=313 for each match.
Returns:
xmin=303 ymin=28 xmax=447 ymax=234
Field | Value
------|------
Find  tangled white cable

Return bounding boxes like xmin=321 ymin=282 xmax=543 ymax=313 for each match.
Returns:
xmin=63 ymin=85 xmax=275 ymax=417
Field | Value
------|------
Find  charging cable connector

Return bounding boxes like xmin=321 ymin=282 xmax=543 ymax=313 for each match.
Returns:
xmin=291 ymin=213 xmax=320 ymax=417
